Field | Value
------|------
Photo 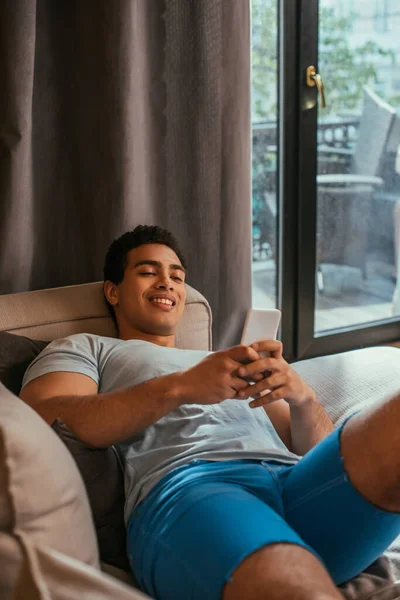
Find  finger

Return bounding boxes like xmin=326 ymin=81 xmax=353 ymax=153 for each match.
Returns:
xmin=237 ymin=369 xmax=265 ymax=383
xmin=226 ymin=345 xmax=260 ymax=364
xmin=230 ymin=376 xmax=253 ymax=395
xmin=250 ymin=340 xmax=283 ymax=359
xmin=232 ymin=381 xmax=258 ymax=399
xmin=249 ymin=387 xmax=288 ymax=409
xmin=247 ymin=372 xmax=265 ymax=383
xmin=238 ymin=373 xmax=287 ymax=399
xmin=237 ymin=373 xmax=286 ymax=399
xmin=263 ymin=373 xmax=287 ymax=390
xmin=237 ymin=357 xmax=280 ymax=379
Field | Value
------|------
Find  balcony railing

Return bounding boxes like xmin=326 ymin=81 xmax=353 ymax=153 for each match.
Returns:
xmin=252 ymin=117 xmax=360 ymax=151
xmin=251 ymin=117 xmax=400 ymax=265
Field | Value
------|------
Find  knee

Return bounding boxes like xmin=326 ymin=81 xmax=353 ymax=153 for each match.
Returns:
xmin=222 ymin=543 xmax=341 ymax=600
xmin=340 ymin=402 xmax=400 ymax=511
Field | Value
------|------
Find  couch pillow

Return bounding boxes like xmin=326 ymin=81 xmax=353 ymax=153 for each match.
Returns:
xmin=0 ymin=331 xmax=48 ymax=395
xmin=51 ymin=418 xmax=128 ymax=571
xmin=13 ymin=539 xmax=149 ymax=600
xmin=0 ymin=382 xmax=99 ymax=598
xmin=0 ymin=329 xmax=128 ymax=570
xmin=0 ymin=532 xmax=23 ymax=597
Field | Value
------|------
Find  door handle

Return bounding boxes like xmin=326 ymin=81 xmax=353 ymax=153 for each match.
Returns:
xmin=306 ymin=65 xmax=326 ymax=109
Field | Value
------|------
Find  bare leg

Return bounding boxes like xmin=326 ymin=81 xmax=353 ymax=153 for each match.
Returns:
xmin=341 ymin=393 xmax=400 ymax=511
xmin=222 ymin=543 xmax=343 ymax=600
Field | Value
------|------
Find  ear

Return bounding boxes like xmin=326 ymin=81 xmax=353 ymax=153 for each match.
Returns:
xmin=103 ymin=280 xmax=119 ymax=306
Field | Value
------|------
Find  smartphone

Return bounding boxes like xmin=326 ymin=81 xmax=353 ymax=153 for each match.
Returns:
xmin=241 ymin=308 xmax=281 ymax=347
xmin=240 ymin=309 xmax=282 ymax=396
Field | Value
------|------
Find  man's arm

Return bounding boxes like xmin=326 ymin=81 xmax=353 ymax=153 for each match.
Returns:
xmin=237 ymin=340 xmax=335 ymax=455
xmin=20 ymin=344 xmax=260 ymax=448
xmin=20 ymin=371 xmax=185 ymax=448
xmin=289 ymin=396 xmax=334 ymax=455
xmin=264 ymin=397 xmax=334 ymax=455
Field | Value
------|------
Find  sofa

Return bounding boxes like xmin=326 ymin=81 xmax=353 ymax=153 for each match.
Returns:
xmin=1 ymin=280 xmax=400 ymax=599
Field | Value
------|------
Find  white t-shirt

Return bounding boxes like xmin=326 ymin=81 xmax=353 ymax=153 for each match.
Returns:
xmin=22 ymin=333 xmax=300 ymax=522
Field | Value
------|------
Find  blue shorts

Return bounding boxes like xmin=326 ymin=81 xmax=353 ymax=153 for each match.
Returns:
xmin=127 ymin=419 xmax=400 ymax=600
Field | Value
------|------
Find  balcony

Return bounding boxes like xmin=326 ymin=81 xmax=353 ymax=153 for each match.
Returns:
xmin=251 ymin=117 xmax=400 ymax=331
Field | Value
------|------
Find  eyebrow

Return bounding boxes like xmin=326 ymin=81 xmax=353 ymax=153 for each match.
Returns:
xmin=133 ymin=260 xmax=186 ymax=274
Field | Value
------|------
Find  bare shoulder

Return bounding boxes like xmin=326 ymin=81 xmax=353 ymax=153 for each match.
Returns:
xmin=20 ymin=371 xmax=98 ymax=407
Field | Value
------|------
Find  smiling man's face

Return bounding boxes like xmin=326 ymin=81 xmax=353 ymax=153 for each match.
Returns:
xmin=104 ymin=243 xmax=187 ymax=345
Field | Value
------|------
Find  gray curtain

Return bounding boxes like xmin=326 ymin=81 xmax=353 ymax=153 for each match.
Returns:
xmin=0 ymin=0 xmax=251 ymax=349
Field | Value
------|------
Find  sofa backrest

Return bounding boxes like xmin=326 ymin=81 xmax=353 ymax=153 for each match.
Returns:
xmin=0 ymin=282 xmax=212 ymax=351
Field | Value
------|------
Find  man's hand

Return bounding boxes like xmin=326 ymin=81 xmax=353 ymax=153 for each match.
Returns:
xmin=236 ymin=340 xmax=316 ymax=409
xmin=179 ymin=345 xmax=261 ymax=405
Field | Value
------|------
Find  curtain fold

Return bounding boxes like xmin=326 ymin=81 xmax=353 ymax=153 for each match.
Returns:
xmin=0 ymin=0 xmax=251 ymax=349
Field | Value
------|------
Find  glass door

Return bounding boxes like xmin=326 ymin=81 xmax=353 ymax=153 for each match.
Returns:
xmin=297 ymin=0 xmax=400 ymax=357
xmin=251 ymin=0 xmax=279 ymax=310
xmin=250 ymin=0 xmax=400 ymax=360
xmin=315 ymin=0 xmax=400 ymax=333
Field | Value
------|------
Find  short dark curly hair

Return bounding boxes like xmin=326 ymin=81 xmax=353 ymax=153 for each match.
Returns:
xmin=103 ymin=225 xmax=187 ymax=325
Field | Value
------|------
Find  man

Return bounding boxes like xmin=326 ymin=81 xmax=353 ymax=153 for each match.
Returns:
xmin=20 ymin=225 xmax=400 ymax=600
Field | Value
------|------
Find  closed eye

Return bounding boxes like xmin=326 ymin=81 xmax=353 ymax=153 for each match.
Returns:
xmin=139 ymin=271 xmax=184 ymax=282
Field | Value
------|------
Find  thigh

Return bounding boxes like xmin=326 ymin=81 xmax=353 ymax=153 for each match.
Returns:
xmin=127 ymin=465 xmax=315 ymax=600
xmin=282 ymin=420 xmax=400 ymax=585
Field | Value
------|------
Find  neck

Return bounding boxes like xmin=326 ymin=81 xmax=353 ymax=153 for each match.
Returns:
xmin=117 ymin=323 xmax=175 ymax=348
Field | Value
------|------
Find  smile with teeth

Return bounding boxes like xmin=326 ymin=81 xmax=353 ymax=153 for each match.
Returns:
xmin=150 ymin=298 xmax=175 ymax=307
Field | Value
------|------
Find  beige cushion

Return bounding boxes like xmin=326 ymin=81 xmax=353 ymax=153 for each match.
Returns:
xmin=0 ymin=532 xmax=23 ymax=599
xmin=0 ymin=383 xmax=99 ymax=598
xmin=0 ymin=281 xmax=212 ymax=351
xmin=13 ymin=539 xmax=150 ymax=600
